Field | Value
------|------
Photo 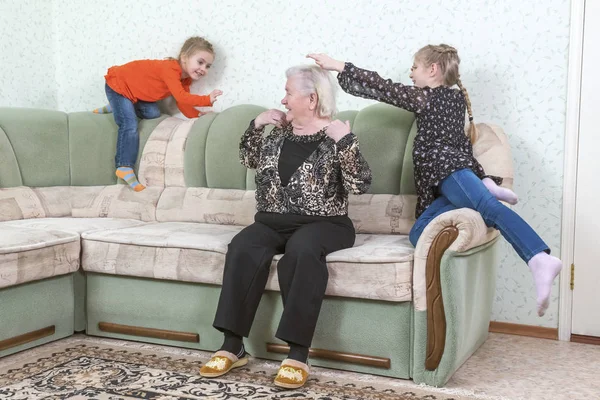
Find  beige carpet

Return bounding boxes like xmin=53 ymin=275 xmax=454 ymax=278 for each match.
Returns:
xmin=0 ymin=337 xmax=480 ymax=400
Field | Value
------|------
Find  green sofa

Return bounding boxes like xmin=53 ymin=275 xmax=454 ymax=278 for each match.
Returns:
xmin=0 ymin=104 xmax=513 ymax=386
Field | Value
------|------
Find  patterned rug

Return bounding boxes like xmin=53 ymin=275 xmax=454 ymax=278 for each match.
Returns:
xmin=0 ymin=337 xmax=480 ymax=400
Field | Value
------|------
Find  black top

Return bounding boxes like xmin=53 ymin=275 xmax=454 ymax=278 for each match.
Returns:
xmin=278 ymin=138 xmax=324 ymax=186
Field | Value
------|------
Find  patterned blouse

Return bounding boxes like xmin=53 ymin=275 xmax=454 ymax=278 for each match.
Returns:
xmin=240 ymin=121 xmax=372 ymax=216
xmin=338 ymin=62 xmax=502 ymax=218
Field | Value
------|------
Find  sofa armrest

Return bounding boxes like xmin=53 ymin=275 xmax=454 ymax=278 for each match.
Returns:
xmin=412 ymin=208 xmax=498 ymax=373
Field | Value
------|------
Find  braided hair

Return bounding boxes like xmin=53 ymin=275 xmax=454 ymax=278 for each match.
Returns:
xmin=414 ymin=44 xmax=478 ymax=143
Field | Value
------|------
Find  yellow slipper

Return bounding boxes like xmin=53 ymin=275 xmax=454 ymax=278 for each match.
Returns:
xmin=273 ymin=358 xmax=310 ymax=389
xmin=199 ymin=350 xmax=249 ymax=378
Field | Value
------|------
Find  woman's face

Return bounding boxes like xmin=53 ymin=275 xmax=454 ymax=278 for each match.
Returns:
xmin=281 ymin=76 xmax=313 ymax=122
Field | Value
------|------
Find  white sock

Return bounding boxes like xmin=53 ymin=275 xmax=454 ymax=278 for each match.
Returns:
xmin=527 ymin=252 xmax=562 ymax=316
xmin=482 ymin=177 xmax=518 ymax=205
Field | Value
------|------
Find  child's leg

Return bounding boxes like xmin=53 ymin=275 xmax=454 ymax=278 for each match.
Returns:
xmin=134 ymin=101 xmax=161 ymax=119
xmin=482 ymin=177 xmax=518 ymax=205
xmin=105 ymin=84 xmax=145 ymax=192
xmin=440 ymin=169 xmax=562 ymax=316
xmin=409 ymin=196 xmax=457 ymax=246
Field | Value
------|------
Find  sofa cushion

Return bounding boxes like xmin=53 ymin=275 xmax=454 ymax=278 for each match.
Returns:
xmin=81 ymin=222 xmax=414 ymax=302
xmin=70 ymin=186 xmax=163 ymax=222
xmin=0 ymin=225 xmax=79 ymax=288
xmin=0 ymin=186 xmax=71 ymax=222
xmin=2 ymin=217 xmax=145 ymax=234
xmin=81 ymin=222 xmax=242 ymax=283
xmin=138 ymin=117 xmax=194 ymax=188
xmin=156 ymin=187 xmax=257 ymax=226
xmin=266 ymin=234 xmax=413 ymax=302
xmin=157 ymin=187 xmax=418 ymax=235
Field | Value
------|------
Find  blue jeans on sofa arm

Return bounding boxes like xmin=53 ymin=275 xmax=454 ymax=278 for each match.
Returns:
xmin=409 ymin=169 xmax=549 ymax=263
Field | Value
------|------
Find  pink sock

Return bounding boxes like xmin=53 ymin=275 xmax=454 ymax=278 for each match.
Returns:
xmin=482 ymin=177 xmax=518 ymax=205
xmin=527 ymin=252 xmax=562 ymax=316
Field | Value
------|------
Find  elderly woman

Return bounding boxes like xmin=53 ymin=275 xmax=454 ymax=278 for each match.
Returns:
xmin=199 ymin=65 xmax=372 ymax=389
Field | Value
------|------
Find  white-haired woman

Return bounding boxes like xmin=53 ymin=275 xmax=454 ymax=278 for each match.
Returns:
xmin=200 ymin=65 xmax=372 ymax=389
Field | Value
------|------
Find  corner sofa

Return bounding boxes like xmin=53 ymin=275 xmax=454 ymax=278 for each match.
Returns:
xmin=0 ymin=104 xmax=513 ymax=386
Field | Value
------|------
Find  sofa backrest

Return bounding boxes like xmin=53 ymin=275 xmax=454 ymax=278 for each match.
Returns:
xmin=0 ymin=105 xmax=513 ymax=234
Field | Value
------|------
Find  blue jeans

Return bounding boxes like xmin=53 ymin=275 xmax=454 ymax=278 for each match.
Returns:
xmin=409 ymin=169 xmax=549 ymax=263
xmin=105 ymin=83 xmax=161 ymax=168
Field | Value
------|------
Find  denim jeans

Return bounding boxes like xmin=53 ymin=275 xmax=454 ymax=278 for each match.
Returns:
xmin=104 ymin=83 xmax=161 ymax=168
xmin=409 ymin=169 xmax=549 ymax=263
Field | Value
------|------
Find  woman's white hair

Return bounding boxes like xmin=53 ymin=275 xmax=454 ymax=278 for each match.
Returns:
xmin=285 ymin=65 xmax=338 ymax=118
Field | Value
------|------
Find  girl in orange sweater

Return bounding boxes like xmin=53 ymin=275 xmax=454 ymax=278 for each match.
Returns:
xmin=94 ymin=36 xmax=223 ymax=191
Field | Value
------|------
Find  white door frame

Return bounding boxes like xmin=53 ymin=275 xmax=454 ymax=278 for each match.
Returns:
xmin=558 ymin=0 xmax=586 ymax=341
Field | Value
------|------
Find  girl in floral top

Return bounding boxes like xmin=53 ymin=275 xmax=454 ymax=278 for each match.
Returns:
xmin=309 ymin=46 xmax=562 ymax=317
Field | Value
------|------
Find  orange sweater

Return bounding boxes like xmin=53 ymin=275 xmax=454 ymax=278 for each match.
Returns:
xmin=105 ymin=59 xmax=212 ymax=118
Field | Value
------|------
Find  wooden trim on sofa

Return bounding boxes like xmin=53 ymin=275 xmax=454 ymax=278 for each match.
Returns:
xmin=98 ymin=322 xmax=199 ymax=343
xmin=0 ymin=325 xmax=56 ymax=351
xmin=266 ymin=343 xmax=391 ymax=369
xmin=489 ymin=321 xmax=558 ymax=340
xmin=425 ymin=226 xmax=459 ymax=371
xmin=570 ymin=334 xmax=600 ymax=345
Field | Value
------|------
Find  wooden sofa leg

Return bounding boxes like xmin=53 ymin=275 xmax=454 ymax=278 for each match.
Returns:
xmin=425 ymin=226 xmax=459 ymax=371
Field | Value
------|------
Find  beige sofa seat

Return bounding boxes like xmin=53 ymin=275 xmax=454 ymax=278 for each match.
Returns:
xmin=3 ymin=217 xmax=145 ymax=234
xmin=81 ymin=222 xmax=415 ymax=302
xmin=0 ymin=225 xmax=79 ymax=289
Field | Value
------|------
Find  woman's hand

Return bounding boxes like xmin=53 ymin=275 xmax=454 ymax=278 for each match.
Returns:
xmin=210 ymin=89 xmax=223 ymax=103
xmin=325 ymin=120 xmax=351 ymax=142
xmin=254 ymin=109 xmax=287 ymax=129
xmin=306 ymin=53 xmax=345 ymax=73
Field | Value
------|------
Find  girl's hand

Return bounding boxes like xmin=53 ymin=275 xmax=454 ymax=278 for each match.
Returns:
xmin=210 ymin=89 xmax=223 ymax=103
xmin=325 ymin=120 xmax=351 ymax=142
xmin=254 ymin=109 xmax=287 ymax=129
xmin=306 ymin=53 xmax=345 ymax=72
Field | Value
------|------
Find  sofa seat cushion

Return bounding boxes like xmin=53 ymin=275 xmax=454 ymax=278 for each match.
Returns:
xmin=2 ymin=217 xmax=146 ymax=234
xmin=0 ymin=225 xmax=79 ymax=288
xmin=267 ymin=234 xmax=414 ymax=302
xmin=81 ymin=222 xmax=415 ymax=302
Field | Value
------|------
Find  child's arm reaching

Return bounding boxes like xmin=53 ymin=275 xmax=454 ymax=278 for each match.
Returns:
xmin=177 ymin=81 xmax=222 ymax=118
xmin=307 ymin=53 xmax=428 ymax=114
xmin=162 ymin=69 xmax=223 ymax=118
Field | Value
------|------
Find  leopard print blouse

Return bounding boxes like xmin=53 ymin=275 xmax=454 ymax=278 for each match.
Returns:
xmin=240 ymin=121 xmax=372 ymax=216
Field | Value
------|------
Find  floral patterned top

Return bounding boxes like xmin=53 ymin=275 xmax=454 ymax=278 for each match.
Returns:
xmin=338 ymin=62 xmax=502 ymax=218
xmin=240 ymin=121 xmax=372 ymax=216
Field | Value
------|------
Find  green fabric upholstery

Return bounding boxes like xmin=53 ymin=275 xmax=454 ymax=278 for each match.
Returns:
xmin=69 ymin=112 xmax=119 ymax=185
xmin=184 ymin=113 xmax=218 ymax=187
xmin=204 ymin=105 xmax=266 ymax=189
xmin=350 ymin=103 xmax=415 ymax=194
xmin=0 ymin=275 xmax=75 ymax=358
xmin=0 ymin=108 xmax=70 ymax=187
xmin=0 ymin=124 xmax=23 ymax=187
xmin=85 ymin=273 xmax=413 ymax=379
xmin=400 ymin=121 xmax=418 ymax=195
xmin=412 ymin=238 xmax=499 ymax=386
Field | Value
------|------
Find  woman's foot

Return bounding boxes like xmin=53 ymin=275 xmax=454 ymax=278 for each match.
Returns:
xmin=482 ymin=177 xmax=518 ymax=205
xmin=274 ymin=358 xmax=310 ymax=389
xmin=528 ymin=252 xmax=563 ymax=316
xmin=199 ymin=350 xmax=249 ymax=378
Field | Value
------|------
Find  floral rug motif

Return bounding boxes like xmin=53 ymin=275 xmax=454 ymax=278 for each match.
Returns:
xmin=0 ymin=339 xmax=477 ymax=400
